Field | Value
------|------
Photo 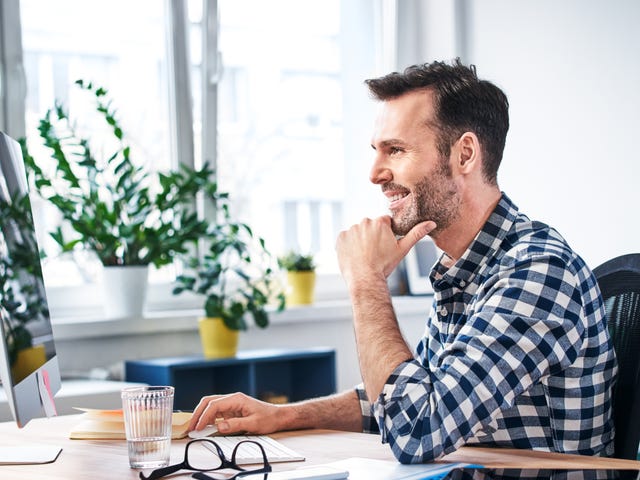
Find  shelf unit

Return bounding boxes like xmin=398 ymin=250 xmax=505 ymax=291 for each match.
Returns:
xmin=124 ymin=347 xmax=336 ymax=410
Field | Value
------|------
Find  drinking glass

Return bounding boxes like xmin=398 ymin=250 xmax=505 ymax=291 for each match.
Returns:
xmin=121 ymin=386 xmax=175 ymax=469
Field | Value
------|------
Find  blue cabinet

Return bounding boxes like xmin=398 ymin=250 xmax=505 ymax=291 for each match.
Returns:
xmin=124 ymin=347 xmax=336 ymax=411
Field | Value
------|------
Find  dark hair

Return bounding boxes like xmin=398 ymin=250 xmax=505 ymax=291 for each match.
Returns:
xmin=365 ymin=58 xmax=509 ymax=185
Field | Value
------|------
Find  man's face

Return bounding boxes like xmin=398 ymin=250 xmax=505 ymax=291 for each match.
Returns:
xmin=370 ymin=89 xmax=461 ymax=236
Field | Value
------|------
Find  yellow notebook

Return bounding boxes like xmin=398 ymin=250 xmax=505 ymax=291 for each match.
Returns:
xmin=69 ymin=408 xmax=192 ymax=440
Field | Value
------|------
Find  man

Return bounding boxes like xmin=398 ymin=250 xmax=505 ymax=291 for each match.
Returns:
xmin=188 ymin=59 xmax=617 ymax=468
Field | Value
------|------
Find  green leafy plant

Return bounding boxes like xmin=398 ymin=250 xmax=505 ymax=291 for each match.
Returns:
xmin=20 ymin=79 xmax=215 ymax=267
xmin=172 ymin=194 xmax=286 ymax=330
xmin=0 ymin=192 xmax=49 ymax=366
xmin=277 ymin=251 xmax=315 ymax=272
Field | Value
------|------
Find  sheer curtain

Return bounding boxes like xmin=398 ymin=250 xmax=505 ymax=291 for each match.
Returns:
xmin=0 ymin=0 xmax=26 ymax=138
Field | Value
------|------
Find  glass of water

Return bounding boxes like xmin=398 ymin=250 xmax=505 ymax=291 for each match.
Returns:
xmin=121 ymin=386 xmax=175 ymax=469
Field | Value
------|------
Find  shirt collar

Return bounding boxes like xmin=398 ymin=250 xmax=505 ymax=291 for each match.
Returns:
xmin=431 ymin=192 xmax=519 ymax=290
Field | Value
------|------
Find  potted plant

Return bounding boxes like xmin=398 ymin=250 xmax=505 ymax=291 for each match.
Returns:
xmin=278 ymin=251 xmax=316 ymax=306
xmin=172 ymin=193 xmax=286 ymax=358
xmin=19 ymin=80 xmax=217 ymax=318
xmin=0 ymin=192 xmax=50 ymax=383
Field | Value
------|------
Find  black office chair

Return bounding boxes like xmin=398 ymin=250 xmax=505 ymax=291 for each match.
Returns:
xmin=593 ymin=253 xmax=640 ymax=467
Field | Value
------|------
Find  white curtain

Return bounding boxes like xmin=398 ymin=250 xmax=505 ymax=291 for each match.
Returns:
xmin=393 ymin=0 xmax=469 ymax=70
xmin=0 ymin=0 xmax=26 ymax=138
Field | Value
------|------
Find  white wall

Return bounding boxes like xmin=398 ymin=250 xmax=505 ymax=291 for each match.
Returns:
xmin=398 ymin=0 xmax=640 ymax=269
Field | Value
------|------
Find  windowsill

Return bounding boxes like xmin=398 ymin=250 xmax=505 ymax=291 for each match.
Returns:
xmin=51 ymin=295 xmax=433 ymax=341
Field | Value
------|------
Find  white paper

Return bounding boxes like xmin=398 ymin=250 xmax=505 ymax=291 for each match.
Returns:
xmin=318 ymin=457 xmax=480 ymax=480
xmin=0 ymin=445 xmax=62 ymax=465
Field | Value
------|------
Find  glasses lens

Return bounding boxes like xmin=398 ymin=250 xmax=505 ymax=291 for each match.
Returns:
xmin=186 ymin=440 xmax=224 ymax=471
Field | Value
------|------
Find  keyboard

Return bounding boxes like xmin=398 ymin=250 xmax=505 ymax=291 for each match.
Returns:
xmin=202 ymin=435 xmax=305 ymax=465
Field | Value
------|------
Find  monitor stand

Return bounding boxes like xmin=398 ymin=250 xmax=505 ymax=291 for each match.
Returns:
xmin=37 ymin=370 xmax=58 ymax=418
xmin=0 ymin=371 xmax=62 ymax=465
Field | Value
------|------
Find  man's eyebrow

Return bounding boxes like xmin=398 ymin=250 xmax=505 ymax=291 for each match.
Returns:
xmin=371 ymin=138 xmax=407 ymax=150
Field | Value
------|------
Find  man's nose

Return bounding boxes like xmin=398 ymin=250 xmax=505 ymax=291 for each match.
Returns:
xmin=369 ymin=154 xmax=392 ymax=185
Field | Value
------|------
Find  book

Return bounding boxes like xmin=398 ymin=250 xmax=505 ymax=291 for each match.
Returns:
xmin=69 ymin=408 xmax=192 ymax=440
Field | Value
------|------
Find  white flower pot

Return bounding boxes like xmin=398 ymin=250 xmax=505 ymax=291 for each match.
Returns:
xmin=101 ymin=265 xmax=149 ymax=319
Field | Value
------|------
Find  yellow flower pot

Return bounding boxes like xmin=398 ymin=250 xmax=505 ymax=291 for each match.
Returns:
xmin=11 ymin=344 xmax=47 ymax=384
xmin=286 ymin=271 xmax=316 ymax=306
xmin=198 ymin=317 xmax=239 ymax=358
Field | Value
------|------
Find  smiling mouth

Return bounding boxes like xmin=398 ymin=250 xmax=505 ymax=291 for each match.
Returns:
xmin=387 ymin=191 xmax=409 ymax=211
xmin=382 ymin=183 xmax=410 ymax=210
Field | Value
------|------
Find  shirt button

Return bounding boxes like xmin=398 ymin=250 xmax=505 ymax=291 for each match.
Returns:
xmin=439 ymin=307 xmax=448 ymax=316
xmin=459 ymin=280 xmax=466 ymax=287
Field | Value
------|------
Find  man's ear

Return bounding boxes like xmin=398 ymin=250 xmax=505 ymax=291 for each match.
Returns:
xmin=454 ymin=132 xmax=480 ymax=173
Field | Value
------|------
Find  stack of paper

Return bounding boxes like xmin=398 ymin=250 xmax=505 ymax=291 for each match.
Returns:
xmin=69 ymin=408 xmax=192 ymax=440
xmin=302 ymin=458 xmax=479 ymax=480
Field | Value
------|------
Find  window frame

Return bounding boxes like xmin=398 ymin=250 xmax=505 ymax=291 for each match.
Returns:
xmin=2 ymin=0 xmax=211 ymax=320
xmin=4 ymin=0 xmax=359 ymax=323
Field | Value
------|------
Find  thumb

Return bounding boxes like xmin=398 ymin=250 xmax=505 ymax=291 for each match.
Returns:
xmin=397 ymin=221 xmax=436 ymax=256
xmin=217 ymin=416 xmax=254 ymax=434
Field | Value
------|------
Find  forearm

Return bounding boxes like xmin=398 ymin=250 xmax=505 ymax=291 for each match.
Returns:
xmin=350 ymin=277 xmax=413 ymax=402
xmin=278 ymin=389 xmax=363 ymax=432
xmin=334 ymin=216 xmax=430 ymax=405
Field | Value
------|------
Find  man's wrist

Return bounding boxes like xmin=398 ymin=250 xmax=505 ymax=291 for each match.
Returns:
xmin=348 ymin=274 xmax=389 ymax=300
xmin=277 ymin=402 xmax=305 ymax=430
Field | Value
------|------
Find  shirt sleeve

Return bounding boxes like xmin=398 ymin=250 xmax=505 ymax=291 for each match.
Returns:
xmin=374 ymin=254 xmax=587 ymax=463
xmin=355 ymin=383 xmax=380 ymax=434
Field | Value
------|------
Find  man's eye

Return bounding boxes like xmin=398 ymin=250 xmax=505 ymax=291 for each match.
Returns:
xmin=389 ymin=147 xmax=402 ymax=155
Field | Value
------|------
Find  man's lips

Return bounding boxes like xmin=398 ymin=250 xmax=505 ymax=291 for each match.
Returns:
xmin=386 ymin=191 xmax=409 ymax=210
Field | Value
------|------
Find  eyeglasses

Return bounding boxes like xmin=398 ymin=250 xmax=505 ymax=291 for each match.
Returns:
xmin=139 ymin=439 xmax=272 ymax=480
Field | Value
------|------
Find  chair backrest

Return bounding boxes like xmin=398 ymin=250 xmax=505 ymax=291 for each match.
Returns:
xmin=593 ymin=253 xmax=640 ymax=460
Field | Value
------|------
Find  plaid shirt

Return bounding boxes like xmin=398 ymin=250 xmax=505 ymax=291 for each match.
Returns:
xmin=356 ymin=193 xmax=617 ymax=472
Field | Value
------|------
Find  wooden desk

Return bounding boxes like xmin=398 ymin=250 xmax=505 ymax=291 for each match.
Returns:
xmin=1 ymin=415 xmax=639 ymax=479
xmin=0 ymin=415 xmax=394 ymax=479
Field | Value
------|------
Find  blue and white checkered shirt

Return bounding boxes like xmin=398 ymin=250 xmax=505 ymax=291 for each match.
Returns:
xmin=356 ymin=193 xmax=617 ymax=471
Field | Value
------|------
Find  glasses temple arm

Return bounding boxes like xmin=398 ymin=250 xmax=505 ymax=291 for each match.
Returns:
xmin=139 ymin=463 xmax=185 ymax=480
xmin=192 ymin=472 xmax=271 ymax=480
xmin=192 ymin=473 xmax=218 ymax=480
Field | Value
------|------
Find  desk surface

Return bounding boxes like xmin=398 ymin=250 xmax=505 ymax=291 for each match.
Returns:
xmin=0 ymin=415 xmax=394 ymax=479
xmin=1 ymin=415 xmax=639 ymax=479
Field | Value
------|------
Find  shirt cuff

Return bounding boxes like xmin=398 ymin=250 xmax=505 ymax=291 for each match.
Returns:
xmin=354 ymin=383 xmax=380 ymax=434
xmin=373 ymin=358 xmax=428 ymax=444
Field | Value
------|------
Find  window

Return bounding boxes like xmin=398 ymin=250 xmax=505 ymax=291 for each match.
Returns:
xmin=19 ymin=0 xmax=174 ymax=289
xmin=8 ymin=0 xmax=382 ymax=319
xmin=215 ymin=0 xmax=345 ymax=271
xmin=191 ymin=0 xmax=381 ymax=275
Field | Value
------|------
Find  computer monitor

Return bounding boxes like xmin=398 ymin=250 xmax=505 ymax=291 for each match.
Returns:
xmin=0 ymin=131 xmax=62 ymax=463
